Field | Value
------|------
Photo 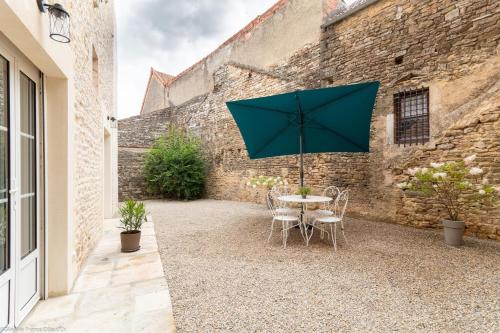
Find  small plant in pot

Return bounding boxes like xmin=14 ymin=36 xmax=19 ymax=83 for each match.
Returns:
xmin=298 ymin=186 xmax=312 ymax=199
xmin=397 ymin=155 xmax=498 ymax=246
xmin=119 ymin=199 xmax=147 ymax=252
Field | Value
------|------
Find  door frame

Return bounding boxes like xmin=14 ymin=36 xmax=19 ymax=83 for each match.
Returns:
xmin=0 ymin=34 xmax=46 ymax=329
xmin=14 ymin=59 xmax=41 ymax=326
xmin=0 ymin=39 xmax=15 ymax=332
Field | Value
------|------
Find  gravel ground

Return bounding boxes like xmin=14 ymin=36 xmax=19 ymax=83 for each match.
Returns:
xmin=149 ymin=199 xmax=500 ymax=332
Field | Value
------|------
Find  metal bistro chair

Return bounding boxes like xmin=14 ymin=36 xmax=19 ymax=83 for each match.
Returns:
xmin=305 ymin=186 xmax=340 ymax=233
xmin=313 ymin=190 xmax=349 ymax=251
xmin=316 ymin=186 xmax=341 ymax=216
xmin=269 ymin=185 xmax=294 ymax=216
xmin=266 ymin=189 xmax=300 ymax=248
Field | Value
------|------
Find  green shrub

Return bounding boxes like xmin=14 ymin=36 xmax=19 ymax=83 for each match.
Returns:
xmin=143 ymin=125 xmax=206 ymax=200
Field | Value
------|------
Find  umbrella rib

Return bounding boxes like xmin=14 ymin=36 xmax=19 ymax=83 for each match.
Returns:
xmin=228 ymin=101 xmax=291 ymax=116
xmin=251 ymin=124 xmax=294 ymax=157
xmin=307 ymin=120 xmax=368 ymax=151
xmin=304 ymin=83 xmax=375 ymax=116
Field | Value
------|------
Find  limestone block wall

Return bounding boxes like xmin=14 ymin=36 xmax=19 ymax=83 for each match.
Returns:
xmin=269 ymin=43 xmax=322 ymax=89
xmin=67 ymin=0 xmax=116 ymax=273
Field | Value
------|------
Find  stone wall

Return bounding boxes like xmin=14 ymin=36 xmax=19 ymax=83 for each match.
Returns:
xmin=119 ymin=64 xmax=303 ymax=201
xmin=119 ymin=95 xmax=206 ymax=200
xmin=119 ymin=0 xmax=499 ymax=240
xmin=269 ymin=42 xmax=322 ymax=89
xmin=395 ymin=84 xmax=500 ymax=238
xmin=319 ymin=0 xmax=500 ymax=238
xmin=67 ymin=0 xmax=116 ymax=273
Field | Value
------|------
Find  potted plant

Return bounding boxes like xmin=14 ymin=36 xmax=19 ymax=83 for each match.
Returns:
xmin=119 ymin=199 xmax=147 ymax=252
xmin=397 ymin=155 xmax=497 ymax=246
xmin=298 ymin=186 xmax=312 ymax=199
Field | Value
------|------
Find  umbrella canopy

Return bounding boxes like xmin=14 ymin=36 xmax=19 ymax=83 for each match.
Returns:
xmin=226 ymin=81 xmax=380 ymax=186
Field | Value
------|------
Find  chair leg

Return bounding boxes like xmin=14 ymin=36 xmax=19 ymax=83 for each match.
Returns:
xmin=267 ymin=218 xmax=275 ymax=243
xmin=282 ymin=221 xmax=287 ymax=249
xmin=329 ymin=224 xmax=333 ymax=247
xmin=334 ymin=224 xmax=337 ymax=251
xmin=341 ymin=222 xmax=348 ymax=245
xmin=330 ymin=224 xmax=337 ymax=251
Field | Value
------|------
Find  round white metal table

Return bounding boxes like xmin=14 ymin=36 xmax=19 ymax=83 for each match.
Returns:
xmin=277 ymin=195 xmax=333 ymax=245
xmin=277 ymin=195 xmax=332 ymax=204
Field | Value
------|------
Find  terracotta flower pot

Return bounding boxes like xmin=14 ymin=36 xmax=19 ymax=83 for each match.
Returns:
xmin=120 ymin=230 xmax=141 ymax=252
xmin=442 ymin=220 xmax=465 ymax=246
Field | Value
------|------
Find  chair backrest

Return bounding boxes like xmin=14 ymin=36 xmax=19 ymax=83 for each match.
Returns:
xmin=266 ymin=189 xmax=281 ymax=217
xmin=323 ymin=186 xmax=340 ymax=210
xmin=334 ymin=190 xmax=349 ymax=219
xmin=272 ymin=184 xmax=289 ymax=195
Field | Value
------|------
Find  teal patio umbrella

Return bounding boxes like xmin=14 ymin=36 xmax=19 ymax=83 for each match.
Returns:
xmin=226 ymin=81 xmax=380 ymax=187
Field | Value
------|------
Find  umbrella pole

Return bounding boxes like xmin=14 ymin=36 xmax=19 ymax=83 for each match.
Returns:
xmin=299 ymin=133 xmax=304 ymax=188
xmin=296 ymin=91 xmax=305 ymax=188
xmin=297 ymin=94 xmax=307 ymax=237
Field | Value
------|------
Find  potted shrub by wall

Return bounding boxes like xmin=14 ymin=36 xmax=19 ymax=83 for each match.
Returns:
xmin=119 ymin=199 xmax=147 ymax=252
xmin=397 ymin=155 xmax=498 ymax=246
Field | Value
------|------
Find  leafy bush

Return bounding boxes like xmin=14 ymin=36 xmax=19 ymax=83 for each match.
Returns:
xmin=247 ymin=175 xmax=288 ymax=190
xmin=119 ymin=199 xmax=146 ymax=233
xmin=143 ymin=125 xmax=206 ymax=200
xmin=397 ymin=155 xmax=498 ymax=221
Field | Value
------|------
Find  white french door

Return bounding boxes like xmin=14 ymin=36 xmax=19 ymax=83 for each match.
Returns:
xmin=0 ymin=40 xmax=41 ymax=329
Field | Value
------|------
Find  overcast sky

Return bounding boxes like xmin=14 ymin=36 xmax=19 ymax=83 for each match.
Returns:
xmin=116 ymin=0 xmax=277 ymax=119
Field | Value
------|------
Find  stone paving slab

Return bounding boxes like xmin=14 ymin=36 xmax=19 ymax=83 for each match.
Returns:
xmin=21 ymin=218 xmax=175 ymax=332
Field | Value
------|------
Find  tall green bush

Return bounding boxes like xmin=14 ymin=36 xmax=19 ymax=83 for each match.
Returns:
xmin=143 ymin=125 xmax=206 ymax=200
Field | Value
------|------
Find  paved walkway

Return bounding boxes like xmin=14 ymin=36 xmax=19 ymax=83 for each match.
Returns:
xmin=21 ymin=218 xmax=175 ymax=332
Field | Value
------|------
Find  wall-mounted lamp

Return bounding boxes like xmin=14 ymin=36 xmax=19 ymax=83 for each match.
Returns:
xmin=107 ymin=115 xmax=117 ymax=128
xmin=37 ymin=0 xmax=71 ymax=43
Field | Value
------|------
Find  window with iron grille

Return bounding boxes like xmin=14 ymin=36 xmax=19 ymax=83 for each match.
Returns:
xmin=394 ymin=87 xmax=429 ymax=145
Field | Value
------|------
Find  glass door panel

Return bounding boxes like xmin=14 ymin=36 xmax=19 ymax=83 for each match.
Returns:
xmin=0 ymin=51 xmax=12 ymax=330
xmin=19 ymin=73 xmax=36 ymax=259
xmin=0 ymin=55 xmax=9 ymax=275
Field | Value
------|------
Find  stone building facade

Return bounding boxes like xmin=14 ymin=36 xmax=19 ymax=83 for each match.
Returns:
xmin=139 ymin=0 xmax=341 ymax=113
xmin=66 ymin=0 xmax=118 ymax=276
xmin=140 ymin=68 xmax=174 ymax=114
xmin=119 ymin=0 xmax=499 ymax=240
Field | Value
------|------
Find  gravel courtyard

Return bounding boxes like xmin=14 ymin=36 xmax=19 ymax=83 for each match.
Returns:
xmin=149 ymin=199 xmax=500 ymax=332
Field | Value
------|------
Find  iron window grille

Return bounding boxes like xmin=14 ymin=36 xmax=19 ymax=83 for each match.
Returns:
xmin=394 ymin=87 xmax=430 ymax=146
